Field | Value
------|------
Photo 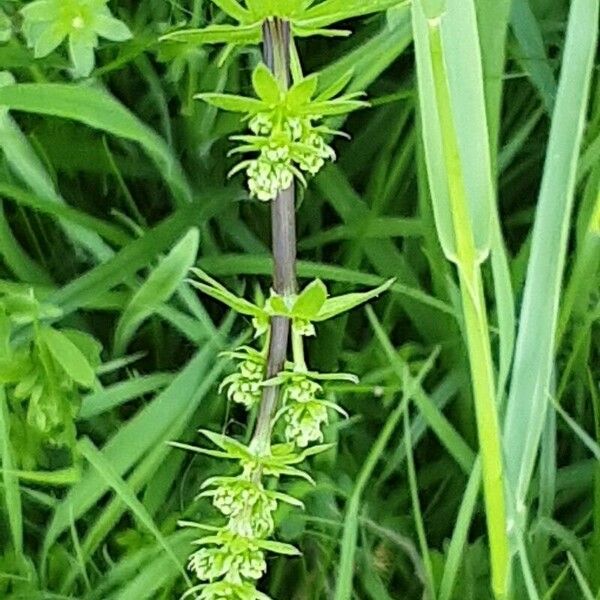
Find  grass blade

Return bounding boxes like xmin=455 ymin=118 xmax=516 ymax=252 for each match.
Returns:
xmin=503 ymin=0 xmax=599 ymax=510
xmin=439 ymin=459 xmax=482 ymax=600
xmin=0 ymin=83 xmax=193 ymax=206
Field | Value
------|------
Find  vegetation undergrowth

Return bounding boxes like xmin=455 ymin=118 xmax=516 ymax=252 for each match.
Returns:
xmin=0 ymin=1 xmax=598 ymax=599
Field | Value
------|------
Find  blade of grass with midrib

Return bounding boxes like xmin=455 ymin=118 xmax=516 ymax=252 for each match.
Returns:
xmin=412 ymin=0 xmax=511 ymax=595
xmin=503 ymin=0 xmax=599 ymax=516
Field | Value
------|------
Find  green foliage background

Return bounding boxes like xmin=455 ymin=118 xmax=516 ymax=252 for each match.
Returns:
xmin=0 ymin=0 xmax=598 ymax=599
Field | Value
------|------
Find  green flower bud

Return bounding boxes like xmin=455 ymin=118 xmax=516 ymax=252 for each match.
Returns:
xmin=220 ymin=352 xmax=266 ymax=409
xmin=188 ymin=531 xmax=267 ymax=583
xmin=285 ymin=374 xmax=322 ymax=404
xmin=249 ymin=114 xmax=273 ymax=136
xmin=198 ymin=581 xmax=273 ymax=600
xmin=211 ymin=479 xmax=277 ymax=538
xmin=284 ymin=400 xmax=329 ymax=448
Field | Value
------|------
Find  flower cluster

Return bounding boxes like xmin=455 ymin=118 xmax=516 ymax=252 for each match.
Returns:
xmin=0 ymin=291 xmax=101 ymax=469
xmin=178 ymin=430 xmax=307 ymax=600
xmin=239 ymin=114 xmax=336 ymax=202
xmin=21 ymin=0 xmax=132 ymax=77
xmin=188 ymin=528 xmax=267 ymax=583
xmin=197 ymin=63 xmax=367 ymax=202
xmin=219 ymin=347 xmax=266 ymax=409
xmin=181 ymin=249 xmax=392 ymax=600
xmin=199 ymin=476 xmax=277 ymax=538
xmin=281 ymin=373 xmax=327 ymax=447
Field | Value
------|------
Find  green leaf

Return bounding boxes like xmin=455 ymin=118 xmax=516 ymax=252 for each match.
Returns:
xmin=189 ymin=280 xmax=264 ymax=318
xmin=80 ymin=373 xmax=174 ymax=420
xmin=287 ymin=75 xmax=318 ymax=109
xmin=77 ymin=437 xmax=187 ymax=583
xmin=314 ymin=279 xmax=393 ymax=321
xmin=0 ymin=83 xmax=193 ymax=206
xmin=198 ymin=429 xmax=254 ymax=460
xmin=299 ymin=99 xmax=367 ymax=116
xmin=292 ymin=279 xmax=328 ymax=320
xmin=68 ymin=33 xmax=96 ymax=78
xmin=257 ymin=540 xmax=302 ymax=556
xmin=190 ymin=267 xmax=265 ymax=316
xmin=61 ymin=329 xmax=103 ymax=368
xmin=503 ymin=0 xmax=599 ymax=508
xmin=299 ymin=0 xmax=409 ymax=29
xmin=245 ymin=0 xmax=305 ymax=18
xmin=412 ymin=0 xmax=494 ymax=261
xmin=39 ymin=326 xmax=95 ymax=388
xmin=211 ymin=0 xmax=252 ymax=21
xmin=0 ymin=386 xmax=23 ymax=557
xmin=316 ymin=69 xmax=354 ymax=101
xmin=252 ymin=63 xmax=281 ymax=104
xmin=195 ymin=92 xmax=267 ymax=114
xmin=160 ymin=23 xmax=262 ymax=46
xmin=0 ymin=120 xmax=115 ymax=260
xmin=439 ymin=460 xmax=482 ymax=600
xmin=114 ymin=228 xmax=200 ymax=355
xmin=93 ymin=15 xmax=133 ymax=42
xmin=292 ymin=25 xmax=351 ymax=38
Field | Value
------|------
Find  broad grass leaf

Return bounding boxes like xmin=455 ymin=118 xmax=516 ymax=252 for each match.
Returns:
xmin=503 ymin=0 xmax=599 ymax=506
xmin=412 ymin=0 xmax=494 ymax=261
xmin=0 ymin=83 xmax=193 ymax=206
xmin=114 ymin=228 xmax=200 ymax=355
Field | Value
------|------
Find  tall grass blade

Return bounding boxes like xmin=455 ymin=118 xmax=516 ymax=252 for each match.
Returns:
xmin=0 ymin=84 xmax=193 ymax=206
xmin=334 ymin=307 xmax=438 ymax=600
xmin=412 ymin=0 xmax=511 ymax=595
xmin=439 ymin=458 xmax=482 ymax=600
xmin=114 ymin=228 xmax=199 ymax=355
xmin=503 ymin=0 xmax=599 ymax=513
xmin=0 ymin=386 xmax=23 ymax=558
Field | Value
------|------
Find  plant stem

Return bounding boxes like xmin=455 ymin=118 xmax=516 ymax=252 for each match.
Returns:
xmin=251 ymin=19 xmax=297 ymax=453
xmin=428 ymin=20 xmax=510 ymax=599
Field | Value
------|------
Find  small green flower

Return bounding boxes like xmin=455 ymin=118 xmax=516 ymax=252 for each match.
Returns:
xmin=284 ymin=373 xmax=322 ymax=404
xmin=21 ymin=0 xmax=132 ymax=77
xmin=198 ymin=65 xmax=367 ymax=202
xmin=194 ymin=580 xmax=273 ymax=600
xmin=284 ymin=400 xmax=329 ymax=448
xmin=188 ymin=530 xmax=267 ymax=582
xmin=231 ymin=115 xmax=337 ymax=201
xmin=200 ymin=477 xmax=277 ymax=538
xmin=219 ymin=347 xmax=266 ymax=409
